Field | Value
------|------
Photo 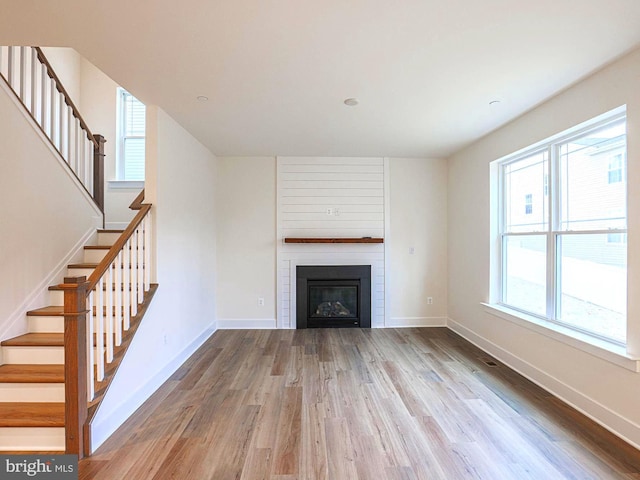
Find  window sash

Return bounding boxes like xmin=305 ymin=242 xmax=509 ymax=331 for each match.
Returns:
xmin=498 ymin=111 xmax=627 ymax=345
xmin=118 ymin=90 xmax=145 ymax=181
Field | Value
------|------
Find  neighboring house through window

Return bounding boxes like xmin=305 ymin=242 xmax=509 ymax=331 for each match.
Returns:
xmin=118 ymin=89 xmax=146 ymax=181
xmin=494 ymin=108 xmax=627 ymax=345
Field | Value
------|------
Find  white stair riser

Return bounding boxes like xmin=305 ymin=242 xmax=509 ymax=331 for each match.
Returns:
xmin=28 ymin=316 xmax=64 ymax=333
xmin=0 ymin=427 xmax=65 ymax=451
xmin=0 ymin=383 xmax=64 ymax=402
xmin=2 ymin=347 xmax=64 ymax=364
xmin=84 ymin=249 xmax=109 ymax=263
xmin=67 ymin=267 xmax=95 ymax=277
xmin=48 ymin=290 xmax=64 ymax=305
xmin=27 ymin=315 xmax=132 ymax=334
xmin=97 ymin=232 xmax=122 ymax=244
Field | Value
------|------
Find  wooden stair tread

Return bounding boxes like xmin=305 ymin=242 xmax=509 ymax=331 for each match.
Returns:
xmin=0 ymin=403 xmax=64 ymax=427
xmin=84 ymin=245 xmax=113 ymax=250
xmin=97 ymin=229 xmax=124 ymax=233
xmin=1 ymin=333 xmax=64 ymax=347
xmin=27 ymin=306 xmax=64 ymax=316
xmin=67 ymin=263 xmax=99 ymax=268
xmin=0 ymin=364 xmax=64 ymax=383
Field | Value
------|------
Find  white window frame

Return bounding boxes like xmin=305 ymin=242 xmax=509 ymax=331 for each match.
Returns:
xmin=116 ymin=88 xmax=146 ymax=182
xmin=495 ymin=107 xmax=627 ymax=347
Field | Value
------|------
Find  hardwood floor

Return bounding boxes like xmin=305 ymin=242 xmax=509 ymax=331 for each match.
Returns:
xmin=79 ymin=328 xmax=640 ymax=479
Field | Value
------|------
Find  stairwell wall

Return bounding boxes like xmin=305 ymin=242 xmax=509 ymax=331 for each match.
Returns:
xmin=90 ymin=106 xmax=218 ymax=451
xmin=0 ymin=78 xmax=102 ymax=346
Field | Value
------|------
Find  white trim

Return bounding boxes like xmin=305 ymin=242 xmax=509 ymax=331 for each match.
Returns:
xmin=447 ymin=317 xmax=640 ymax=450
xmin=107 ymin=180 xmax=144 ymax=190
xmin=383 ymin=157 xmax=391 ymax=327
xmin=89 ymin=324 xmax=217 ymax=452
xmin=276 ymin=157 xmax=283 ymax=329
xmin=482 ymin=303 xmax=640 ymax=371
xmin=217 ymin=318 xmax=277 ymax=329
xmin=387 ymin=317 xmax=447 ymax=327
xmin=0 ymin=225 xmax=97 ymax=344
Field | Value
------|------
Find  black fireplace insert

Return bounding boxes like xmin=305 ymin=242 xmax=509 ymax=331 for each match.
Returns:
xmin=296 ymin=265 xmax=371 ymax=328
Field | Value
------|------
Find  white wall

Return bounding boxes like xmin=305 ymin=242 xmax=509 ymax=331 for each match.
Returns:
xmin=447 ymin=47 xmax=640 ymax=447
xmin=79 ymin=58 xmax=139 ymax=227
xmin=38 ymin=47 xmax=139 ymax=226
xmin=216 ymin=157 xmax=276 ymax=327
xmin=388 ymin=157 xmax=448 ymax=326
xmin=0 ymin=80 xmax=102 ymax=344
xmin=90 ymin=106 xmax=218 ymax=451
xmin=215 ymin=156 xmax=449 ymax=329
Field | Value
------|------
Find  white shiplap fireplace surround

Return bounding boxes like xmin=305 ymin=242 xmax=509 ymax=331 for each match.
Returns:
xmin=277 ymin=157 xmax=387 ymax=328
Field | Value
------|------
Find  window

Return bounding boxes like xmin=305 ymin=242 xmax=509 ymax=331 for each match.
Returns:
xmin=118 ymin=89 xmax=146 ymax=181
xmin=608 ymin=153 xmax=624 ymax=184
xmin=497 ymin=110 xmax=627 ymax=345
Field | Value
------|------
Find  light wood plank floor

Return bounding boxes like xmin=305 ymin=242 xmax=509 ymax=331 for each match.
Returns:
xmin=79 ymin=328 xmax=640 ymax=479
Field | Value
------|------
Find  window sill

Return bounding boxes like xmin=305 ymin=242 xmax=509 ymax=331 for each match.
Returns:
xmin=482 ymin=303 xmax=640 ymax=372
xmin=108 ymin=180 xmax=144 ymax=190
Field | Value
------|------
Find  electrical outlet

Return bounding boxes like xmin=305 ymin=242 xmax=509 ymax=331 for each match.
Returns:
xmin=334 ymin=208 xmax=340 ymax=216
xmin=427 ymin=297 xmax=433 ymax=305
xmin=326 ymin=208 xmax=333 ymax=216
xmin=258 ymin=297 xmax=265 ymax=307
xmin=409 ymin=247 xmax=415 ymax=255
xmin=163 ymin=334 xmax=168 ymax=345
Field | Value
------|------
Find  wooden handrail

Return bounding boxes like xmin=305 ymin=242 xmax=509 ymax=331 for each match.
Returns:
xmin=129 ymin=189 xmax=145 ymax=210
xmin=34 ymin=47 xmax=98 ymax=147
xmin=87 ymin=204 xmax=151 ymax=292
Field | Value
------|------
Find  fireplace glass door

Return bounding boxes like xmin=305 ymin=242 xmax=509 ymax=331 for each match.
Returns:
xmin=308 ymin=281 xmax=359 ymax=327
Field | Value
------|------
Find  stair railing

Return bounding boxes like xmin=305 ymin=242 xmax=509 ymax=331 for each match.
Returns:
xmin=60 ymin=195 xmax=153 ymax=457
xmin=0 ymin=46 xmax=105 ymax=212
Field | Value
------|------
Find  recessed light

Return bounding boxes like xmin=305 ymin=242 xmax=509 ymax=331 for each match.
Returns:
xmin=344 ymin=98 xmax=359 ymax=107
xmin=197 ymin=95 xmax=209 ymax=102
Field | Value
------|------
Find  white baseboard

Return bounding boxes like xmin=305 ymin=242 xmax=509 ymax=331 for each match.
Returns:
xmin=89 ymin=323 xmax=217 ymax=452
xmin=0 ymin=226 xmax=97 ymax=343
xmin=446 ymin=317 xmax=640 ymax=450
xmin=386 ymin=316 xmax=447 ymax=328
xmin=217 ymin=318 xmax=277 ymax=329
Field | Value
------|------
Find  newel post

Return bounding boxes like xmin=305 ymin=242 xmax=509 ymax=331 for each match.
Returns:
xmin=61 ymin=276 xmax=90 ymax=459
xmin=93 ymin=134 xmax=106 ymax=214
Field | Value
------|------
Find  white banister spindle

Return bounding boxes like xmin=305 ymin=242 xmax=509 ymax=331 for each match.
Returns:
xmin=105 ymin=262 xmax=114 ymax=363
xmin=59 ymin=94 xmax=66 ymax=159
xmin=130 ymin=231 xmax=138 ymax=317
xmin=144 ymin=214 xmax=151 ymax=291
xmin=137 ymin=225 xmax=144 ymax=304
xmin=50 ymin=78 xmax=57 ymax=149
xmin=19 ymin=46 xmax=27 ymax=101
xmin=40 ymin=64 xmax=48 ymax=130
xmin=123 ymin=239 xmax=131 ymax=329
xmin=7 ymin=47 xmax=14 ymax=89
xmin=96 ymin=276 xmax=105 ymax=382
xmin=30 ymin=48 xmax=37 ymax=116
xmin=115 ymin=251 xmax=123 ymax=346
xmin=87 ymin=290 xmax=95 ymax=401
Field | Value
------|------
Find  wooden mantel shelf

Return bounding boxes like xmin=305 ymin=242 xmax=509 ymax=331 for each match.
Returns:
xmin=284 ymin=237 xmax=384 ymax=244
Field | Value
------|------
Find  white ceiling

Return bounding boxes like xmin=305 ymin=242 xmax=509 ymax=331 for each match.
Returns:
xmin=2 ymin=0 xmax=640 ymax=158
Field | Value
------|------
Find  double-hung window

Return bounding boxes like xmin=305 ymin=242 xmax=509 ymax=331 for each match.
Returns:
xmin=118 ymin=89 xmax=146 ymax=181
xmin=497 ymin=109 xmax=627 ymax=345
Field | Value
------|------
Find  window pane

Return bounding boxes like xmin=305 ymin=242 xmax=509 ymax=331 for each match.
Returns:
xmin=559 ymin=121 xmax=626 ymax=231
xmin=504 ymin=151 xmax=548 ymax=233
xmin=558 ymin=234 xmax=626 ymax=343
xmin=124 ymin=138 xmax=145 ymax=181
xmin=504 ymin=235 xmax=546 ymax=316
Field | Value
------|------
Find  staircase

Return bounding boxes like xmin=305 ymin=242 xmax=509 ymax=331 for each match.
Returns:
xmin=0 ymin=230 xmax=113 ymax=451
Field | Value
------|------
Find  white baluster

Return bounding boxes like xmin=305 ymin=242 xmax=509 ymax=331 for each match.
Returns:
xmin=19 ymin=46 xmax=26 ymax=101
xmin=40 ymin=64 xmax=48 ymax=131
xmin=96 ymin=276 xmax=105 ymax=381
xmin=144 ymin=213 xmax=151 ymax=291
xmin=50 ymin=78 xmax=57 ymax=150
xmin=115 ymin=251 xmax=123 ymax=346
xmin=30 ymin=48 xmax=37 ymax=116
xmin=130 ymin=230 xmax=138 ymax=316
xmin=137 ymin=225 xmax=144 ymax=304
xmin=106 ymin=262 xmax=114 ymax=363
xmin=123 ymin=238 xmax=131 ymax=329
xmin=7 ymin=47 xmax=14 ymax=90
xmin=87 ymin=290 xmax=95 ymax=401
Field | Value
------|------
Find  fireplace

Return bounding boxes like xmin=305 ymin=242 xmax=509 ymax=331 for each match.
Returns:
xmin=296 ymin=265 xmax=371 ymax=329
